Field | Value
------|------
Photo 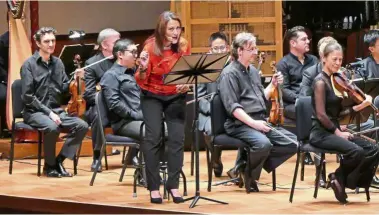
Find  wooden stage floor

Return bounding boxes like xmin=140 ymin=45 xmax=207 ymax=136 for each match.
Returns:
xmin=1 ymin=148 xmax=379 ymax=214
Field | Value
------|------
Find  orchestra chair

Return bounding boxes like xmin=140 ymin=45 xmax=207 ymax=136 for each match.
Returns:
xmin=289 ymin=96 xmax=355 ymax=203
xmin=206 ymin=93 xmax=276 ymax=193
xmin=89 ymin=91 xmax=143 ymax=196
xmin=8 ymin=80 xmax=80 ymax=176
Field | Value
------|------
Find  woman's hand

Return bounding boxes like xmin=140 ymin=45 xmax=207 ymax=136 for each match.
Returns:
xmin=138 ymin=50 xmax=149 ymax=72
xmin=176 ymin=84 xmax=191 ymax=93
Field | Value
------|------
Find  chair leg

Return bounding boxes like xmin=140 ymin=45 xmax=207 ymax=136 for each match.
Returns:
xmin=180 ymin=169 xmax=187 ymax=196
xmin=121 ymin=146 xmax=126 ymax=164
xmin=206 ymin=147 xmax=213 ymax=192
xmin=366 ymin=187 xmax=370 ymax=202
xmin=37 ymin=131 xmax=43 ymax=177
xmin=133 ymin=168 xmax=138 ymax=198
xmin=73 ymin=144 xmax=82 ymax=175
xmin=314 ymin=153 xmax=325 ymax=199
xmin=104 ymin=146 xmax=109 ymax=170
xmin=119 ymin=146 xmax=130 ymax=182
xmin=272 ymin=169 xmax=276 ymax=191
xmin=8 ymin=123 xmax=16 ymax=175
xmin=90 ymin=143 xmax=106 ymax=186
xmin=300 ymin=152 xmax=305 ymax=181
xmin=289 ymin=147 xmax=301 ymax=203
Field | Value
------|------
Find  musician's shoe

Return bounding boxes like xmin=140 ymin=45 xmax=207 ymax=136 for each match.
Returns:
xmin=304 ymin=152 xmax=314 ymax=165
xmin=212 ymin=147 xmax=223 ymax=177
xmin=371 ymin=175 xmax=379 ymax=186
xmin=318 ymin=179 xmax=326 ymax=188
xmin=91 ymin=159 xmax=102 ymax=172
xmin=227 ymin=161 xmax=246 ymax=186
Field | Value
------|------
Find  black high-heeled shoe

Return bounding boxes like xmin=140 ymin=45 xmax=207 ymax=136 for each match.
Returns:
xmin=150 ymin=192 xmax=163 ymax=204
xmin=167 ymin=189 xmax=184 ymax=203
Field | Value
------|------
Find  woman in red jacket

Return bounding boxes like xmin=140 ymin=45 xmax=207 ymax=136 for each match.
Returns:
xmin=136 ymin=11 xmax=190 ymax=204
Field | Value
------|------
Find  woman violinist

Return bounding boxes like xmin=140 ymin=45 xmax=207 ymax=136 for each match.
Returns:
xmin=135 ymin=11 xmax=190 ymax=204
xmin=310 ymin=42 xmax=379 ymax=204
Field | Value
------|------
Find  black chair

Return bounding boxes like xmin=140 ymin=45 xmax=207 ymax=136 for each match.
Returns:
xmin=206 ymin=93 xmax=276 ymax=193
xmin=89 ymin=92 xmax=143 ymax=196
xmin=289 ymin=96 xmax=358 ymax=203
xmin=9 ymin=79 xmax=80 ymax=176
xmin=9 ymin=80 xmax=44 ymax=176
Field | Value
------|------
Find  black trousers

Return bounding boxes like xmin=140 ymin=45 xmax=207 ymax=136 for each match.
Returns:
xmin=310 ymin=122 xmax=379 ymax=189
xmin=141 ymin=91 xmax=186 ymax=191
xmin=24 ymin=110 xmax=89 ymax=167
xmin=284 ymin=103 xmax=296 ymax=120
xmin=115 ymin=120 xmax=143 ymax=163
xmin=85 ymin=106 xmax=102 ymax=153
xmin=0 ymin=83 xmax=6 ymax=133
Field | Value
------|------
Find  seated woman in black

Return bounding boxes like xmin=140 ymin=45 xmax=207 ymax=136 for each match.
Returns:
xmin=310 ymin=42 xmax=379 ymax=204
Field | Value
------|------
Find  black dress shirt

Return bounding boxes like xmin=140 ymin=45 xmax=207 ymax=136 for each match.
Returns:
xmin=100 ymin=63 xmax=143 ymax=133
xmin=83 ymin=52 xmax=114 ymax=108
xmin=21 ymin=51 xmax=69 ymax=116
xmin=358 ymin=56 xmax=379 ymax=79
xmin=276 ymin=53 xmax=318 ymax=104
xmin=218 ymin=61 xmax=267 ymax=130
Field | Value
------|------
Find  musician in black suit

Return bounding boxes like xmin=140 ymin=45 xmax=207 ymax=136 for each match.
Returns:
xmin=197 ymin=32 xmax=231 ymax=177
xmin=82 ymin=28 xmax=121 ymax=172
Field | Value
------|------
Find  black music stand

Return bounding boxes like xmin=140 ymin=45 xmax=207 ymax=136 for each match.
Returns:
xmin=59 ymin=43 xmax=96 ymax=78
xmin=164 ymin=53 xmax=229 ymax=208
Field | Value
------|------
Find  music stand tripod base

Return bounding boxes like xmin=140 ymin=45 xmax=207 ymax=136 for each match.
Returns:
xmin=164 ymin=53 xmax=229 ymax=208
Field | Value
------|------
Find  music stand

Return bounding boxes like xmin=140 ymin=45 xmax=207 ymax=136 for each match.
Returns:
xmin=59 ymin=43 xmax=96 ymax=78
xmin=164 ymin=53 xmax=229 ymax=208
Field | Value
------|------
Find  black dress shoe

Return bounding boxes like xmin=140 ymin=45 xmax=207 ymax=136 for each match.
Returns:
xmin=45 ymin=168 xmax=62 ymax=178
xmin=91 ymin=159 xmax=102 ymax=172
xmin=227 ymin=161 xmax=246 ymax=186
xmin=213 ymin=160 xmax=223 ymax=177
xmin=56 ymin=161 xmax=73 ymax=177
xmin=150 ymin=192 xmax=163 ymax=204
xmin=318 ymin=179 xmax=326 ymax=188
xmin=167 ymin=189 xmax=184 ymax=203
xmin=304 ymin=152 xmax=314 ymax=165
xmin=372 ymin=175 xmax=379 ymax=186
xmin=327 ymin=173 xmax=347 ymax=204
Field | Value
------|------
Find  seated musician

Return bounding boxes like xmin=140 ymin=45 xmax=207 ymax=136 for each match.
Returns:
xmin=300 ymin=36 xmax=378 ymax=186
xmin=20 ymin=27 xmax=89 ymax=178
xmin=276 ymin=26 xmax=318 ymax=165
xmin=100 ymin=39 xmax=144 ymax=141
xmin=310 ymin=42 xmax=379 ymax=204
xmin=358 ymin=30 xmax=379 ymax=78
xmin=218 ymin=32 xmax=297 ymax=192
xmin=81 ymin=28 xmax=124 ymax=172
xmin=197 ymin=31 xmax=231 ymax=178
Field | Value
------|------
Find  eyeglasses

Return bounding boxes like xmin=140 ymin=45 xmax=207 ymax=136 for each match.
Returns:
xmin=211 ymin=45 xmax=227 ymax=52
xmin=244 ymin=47 xmax=259 ymax=54
xmin=125 ymin=49 xmax=138 ymax=56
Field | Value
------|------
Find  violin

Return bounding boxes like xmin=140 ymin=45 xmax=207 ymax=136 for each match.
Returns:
xmin=268 ymin=61 xmax=284 ymax=125
xmin=331 ymin=71 xmax=378 ymax=112
xmin=67 ymin=54 xmax=86 ymax=117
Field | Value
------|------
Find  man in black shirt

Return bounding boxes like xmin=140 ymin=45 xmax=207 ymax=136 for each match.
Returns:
xmin=81 ymin=28 xmax=121 ymax=172
xmin=276 ymin=26 xmax=318 ymax=120
xmin=100 ymin=39 xmax=143 ymax=139
xmin=218 ymin=32 xmax=297 ymax=192
xmin=21 ymin=27 xmax=89 ymax=178
xmin=197 ymin=32 xmax=230 ymax=177
xmin=358 ymin=30 xmax=379 ymax=79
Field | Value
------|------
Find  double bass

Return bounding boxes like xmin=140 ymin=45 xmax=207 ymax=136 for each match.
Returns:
xmin=268 ymin=61 xmax=284 ymax=125
xmin=67 ymin=54 xmax=86 ymax=117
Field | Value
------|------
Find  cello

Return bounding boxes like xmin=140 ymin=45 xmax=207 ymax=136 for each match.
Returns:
xmin=66 ymin=54 xmax=86 ymax=117
xmin=268 ymin=61 xmax=284 ymax=125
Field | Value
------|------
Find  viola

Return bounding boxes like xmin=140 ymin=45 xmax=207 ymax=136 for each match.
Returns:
xmin=331 ymin=71 xmax=378 ymax=112
xmin=268 ymin=61 xmax=284 ymax=125
xmin=67 ymin=54 xmax=86 ymax=117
